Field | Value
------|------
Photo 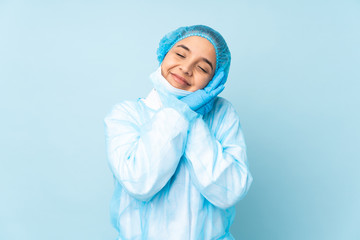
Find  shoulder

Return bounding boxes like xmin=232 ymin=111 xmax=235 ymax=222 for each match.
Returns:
xmin=213 ymin=97 xmax=234 ymax=110
xmin=211 ymin=97 xmax=241 ymax=121
xmin=104 ymin=100 xmax=142 ymax=123
xmin=204 ymin=97 xmax=245 ymax=141
xmin=204 ymin=97 xmax=243 ymax=132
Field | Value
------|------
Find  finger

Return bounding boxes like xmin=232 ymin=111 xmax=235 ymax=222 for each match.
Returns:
xmin=205 ymin=71 xmax=224 ymax=92
xmin=219 ymin=73 xmax=227 ymax=86
xmin=195 ymin=86 xmax=224 ymax=111
xmin=209 ymin=85 xmax=225 ymax=98
xmin=206 ymin=71 xmax=224 ymax=91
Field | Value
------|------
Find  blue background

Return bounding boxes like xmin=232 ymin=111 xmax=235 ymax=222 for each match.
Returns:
xmin=1 ymin=0 xmax=359 ymax=239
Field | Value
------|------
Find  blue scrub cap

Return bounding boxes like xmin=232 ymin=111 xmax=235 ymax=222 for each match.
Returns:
xmin=157 ymin=25 xmax=231 ymax=84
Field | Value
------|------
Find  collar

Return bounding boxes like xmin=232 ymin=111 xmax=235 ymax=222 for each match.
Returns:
xmin=142 ymin=88 xmax=162 ymax=110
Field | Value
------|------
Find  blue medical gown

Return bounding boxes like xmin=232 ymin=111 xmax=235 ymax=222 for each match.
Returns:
xmin=104 ymin=88 xmax=253 ymax=240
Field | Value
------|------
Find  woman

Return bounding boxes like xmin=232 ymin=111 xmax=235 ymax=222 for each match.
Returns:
xmin=104 ymin=25 xmax=253 ymax=240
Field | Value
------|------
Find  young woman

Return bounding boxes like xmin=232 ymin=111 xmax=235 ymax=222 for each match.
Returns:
xmin=104 ymin=25 xmax=253 ymax=240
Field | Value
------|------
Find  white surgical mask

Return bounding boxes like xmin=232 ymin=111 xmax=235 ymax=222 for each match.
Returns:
xmin=150 ymin=66 xmax=192 ymax=99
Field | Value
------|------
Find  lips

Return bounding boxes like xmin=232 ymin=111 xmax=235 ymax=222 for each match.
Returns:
xmin=170 ymin=73 xmax=190 ymax=86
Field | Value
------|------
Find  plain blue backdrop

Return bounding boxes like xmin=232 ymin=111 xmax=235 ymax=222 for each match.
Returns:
xmin=1 ymin=0 xmax=359 ymax=239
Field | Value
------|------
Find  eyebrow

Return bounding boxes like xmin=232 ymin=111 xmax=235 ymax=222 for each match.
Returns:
xmin=176 ymin=44 xmax=214 ymax=71
xmin=176 ymin=44 xmax=190 ymax=52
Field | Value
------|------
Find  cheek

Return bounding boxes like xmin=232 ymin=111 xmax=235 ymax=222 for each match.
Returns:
xmin=161 ymin=56 xmax=172 ymax=74
xmin=198 ymin=81 xmax=209 ymax=89
xmin=162 ymin=54 xmax=177 ymax=65
xmin=192 ymin=76 xmax=212 ymax=91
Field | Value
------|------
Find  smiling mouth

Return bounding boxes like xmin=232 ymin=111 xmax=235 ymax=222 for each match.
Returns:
xmin=170 ymin=73 xmax=190 ymax=86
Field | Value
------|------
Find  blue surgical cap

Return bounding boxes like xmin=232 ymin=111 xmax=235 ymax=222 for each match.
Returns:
xmin=157 ymin=25 xmax=231 ymax=84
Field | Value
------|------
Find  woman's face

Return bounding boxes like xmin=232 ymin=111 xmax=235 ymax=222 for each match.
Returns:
xmin=161 ymin=36 xmax=216 ymax=92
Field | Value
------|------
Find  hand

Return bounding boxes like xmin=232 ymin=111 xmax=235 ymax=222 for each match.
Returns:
xmin=181 ymin=70 xmax=225 ymax=115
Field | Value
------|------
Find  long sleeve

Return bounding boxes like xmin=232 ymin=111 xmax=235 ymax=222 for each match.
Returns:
xmin=104 ymin=100 xmax=192 ymax=202
xmin=184 ymin=98 xmax=253 ymax=209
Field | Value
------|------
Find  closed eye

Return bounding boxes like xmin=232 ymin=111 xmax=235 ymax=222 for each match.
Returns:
xmin=176 ymin=53 xmax=185 ymax=58
xmin=198 ymin=66 xmax=208 ymax=73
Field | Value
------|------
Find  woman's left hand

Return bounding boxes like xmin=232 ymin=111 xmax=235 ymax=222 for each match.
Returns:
xmin=181 ymin=70 xmax=225 ymax=115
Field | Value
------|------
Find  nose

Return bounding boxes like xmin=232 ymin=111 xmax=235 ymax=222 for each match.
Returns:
xmin=179 ymin=61 xmax=193 ymax=76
